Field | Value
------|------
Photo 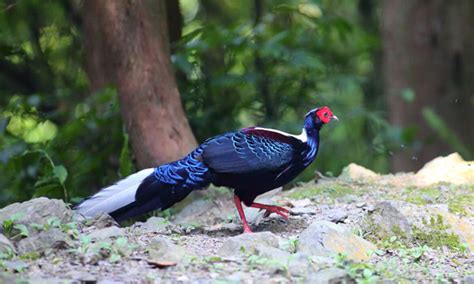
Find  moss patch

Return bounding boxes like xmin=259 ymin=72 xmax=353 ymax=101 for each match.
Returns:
xmin=402 ymin=186 xmax=441 ymax=205
xmin=286 ymin=182 xmax=354 ymax=200
xmin=412 ymin=215 xmax=465 ymax=252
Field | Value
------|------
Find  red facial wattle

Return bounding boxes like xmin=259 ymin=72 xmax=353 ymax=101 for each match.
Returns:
xmin=315 ymin=106 xmax=336 ymax=124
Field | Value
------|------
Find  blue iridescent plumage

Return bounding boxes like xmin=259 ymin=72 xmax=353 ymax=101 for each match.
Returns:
xmin=77 ymin=106 xmax=337 ymax=231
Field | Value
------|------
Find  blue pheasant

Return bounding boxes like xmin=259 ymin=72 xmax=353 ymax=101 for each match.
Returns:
xmin=75 ymin=106 xmax=337 ymax=233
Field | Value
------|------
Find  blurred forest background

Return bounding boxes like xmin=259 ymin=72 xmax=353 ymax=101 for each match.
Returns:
xmin=0 ymin=0 xmax=472 ymax=207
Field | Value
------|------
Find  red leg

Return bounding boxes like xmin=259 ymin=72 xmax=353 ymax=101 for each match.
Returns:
xmin=233 ymin=195 xmax=253 ymax=233
xmin=249 ymin=202 xmax=289 ymax=220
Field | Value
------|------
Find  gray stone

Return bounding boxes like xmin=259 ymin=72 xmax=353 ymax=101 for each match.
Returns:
xmin=16 ymin=228 xmax=70 ymax=255
xmin=3 ymin=260 xmax=28 ymax=272
xmin=326 ymin=209 xmax=348 ymax=223
xmin=66 ymin=271 xmax=97 ymax=282
xmin=87 ymin=225 xmax=123 ymax=240
xmin=0 ymin=273 xmax=19 ymax=283
xmin=147 ymin=236 xmax=190 ymax=263
xmin=139 ymin=217 xmax=171 ymax=232
xmin=298 ymin=220 xmax=376 ymax=261
xmin=291 ymin=207 xmax=317 ymax=215
xmin=224 ymin=271 xmax=254 ymax=283
xmin=27 ymin=277 xmax=73 ymax=284
xmin=370 ymin=201 xmax=413 ymax=236
xmin=252 ymin=246 xmax=290 ymax=274
xmin=87 ymin=213 xmax=118 ymax=229
xmin=0 ymin=233 xmax=15 ymax=254
xmin=288 ymin=252 xmax=313 ymax=277
xmin=0 ymin=198 xmax=72 ymax=233
xmin=217 ymin=231 xmax=279 ymax=256
xmin=306 ymin=267 xmax=353 ymax=284
xmin=463 ymin=275 xmax=474 ymax=284
xmin=256 ymin=245 xmax=291 ymax=260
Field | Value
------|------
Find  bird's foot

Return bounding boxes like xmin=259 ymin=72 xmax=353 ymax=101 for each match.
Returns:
xmin=251 ymin=203 xmax=289 ymax=220
xmin=242 ymin=225 xmax=253 ymax=233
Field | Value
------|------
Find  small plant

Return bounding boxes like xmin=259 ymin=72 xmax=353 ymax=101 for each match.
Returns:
xmin=412 ymin=215 xmax=465 ymax=251
xmin=335 ymin=253 xmax=378 ymax=283
xmin=280 ymin=236 xmax=299 ymax=253
xmin=2 ymin=213 xmax=23 ymax=237
xmin=247 ymin=254 xmax=288 ymax=274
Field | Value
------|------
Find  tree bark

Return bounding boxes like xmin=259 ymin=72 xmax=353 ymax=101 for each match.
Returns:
xmin=82 ymin=0 xmax=197 ymax=168
xmin=382 ymin=0 xmax=474 ymax=171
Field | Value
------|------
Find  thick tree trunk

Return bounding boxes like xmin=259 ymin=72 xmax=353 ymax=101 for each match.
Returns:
xmin=382 ymin=0 xmax=474 ymax=171
xmin=82 ymin=0 xmax=197 ymax=168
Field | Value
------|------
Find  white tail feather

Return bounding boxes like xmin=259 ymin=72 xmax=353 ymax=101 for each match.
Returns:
xmin=75 ymin=168 xmax=154 ymax=217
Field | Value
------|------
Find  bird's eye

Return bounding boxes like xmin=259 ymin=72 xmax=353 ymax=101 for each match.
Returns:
xmin=324 ymin=113 xmax=329 ymax=117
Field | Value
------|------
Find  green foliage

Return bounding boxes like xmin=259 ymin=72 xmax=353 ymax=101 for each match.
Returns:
xmin=412 ymin=215 xmax=466 ymax=252
xmin=286 ymin=182 xmax=354 ymax=200
xmin=422 ymin=108 xmax=470 ymax=157
xmin=1 ymin=213 xmax=23 ymax=238
xmin=0 ymin=0 xmax=467 ymax=206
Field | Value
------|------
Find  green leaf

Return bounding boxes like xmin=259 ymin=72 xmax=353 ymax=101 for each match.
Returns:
xmin=13 ymin=224 xmax=29 ymax=237
xmin=422 ymin=107 xmax=470 ymax=157
xmin=401 ymin=88 xmax=415 ymax=102
xmin=109 ymin=253 xmax=121 ymax=263
xmin=6 ymin=115 xmax=38 ymax=138
xmin=53 ymin=165 xmax=68 ymax=184
xmin=24 ymin=120 xmax=58 ymax=143
xmin=115 ymin=237 xmax=128 ymax=247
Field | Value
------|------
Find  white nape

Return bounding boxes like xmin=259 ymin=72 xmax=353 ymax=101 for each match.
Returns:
xmin=75 ymin=168 xmax=154 ymax=217
xmin=253 ymin=127 xmax=307 ymax=143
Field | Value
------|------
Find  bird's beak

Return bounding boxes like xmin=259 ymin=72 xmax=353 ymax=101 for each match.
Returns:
xmin=330 ymin=115 xmax=339 ymax=121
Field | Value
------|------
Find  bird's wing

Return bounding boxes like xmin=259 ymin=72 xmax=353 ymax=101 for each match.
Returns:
xmin=202 ymin=129 xmax=303 ymax=174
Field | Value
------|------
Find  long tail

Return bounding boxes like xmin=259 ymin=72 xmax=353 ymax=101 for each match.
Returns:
xmin=74 ymin=147 xmax=213 ymax=221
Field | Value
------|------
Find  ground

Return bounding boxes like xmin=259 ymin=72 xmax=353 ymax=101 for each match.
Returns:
xmin=0 ymin=153 xmax=473 ymax=283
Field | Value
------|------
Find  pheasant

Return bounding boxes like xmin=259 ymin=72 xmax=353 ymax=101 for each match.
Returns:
xmin=75 ymin=106 xmax=338 ymax=233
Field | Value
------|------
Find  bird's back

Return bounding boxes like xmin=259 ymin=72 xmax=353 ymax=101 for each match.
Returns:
xmin=200 ymin=129 xmax=311 ymax=205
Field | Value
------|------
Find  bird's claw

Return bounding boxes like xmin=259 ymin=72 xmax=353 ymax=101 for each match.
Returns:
xmin=262 ymin=205 xmax=289 ymax=220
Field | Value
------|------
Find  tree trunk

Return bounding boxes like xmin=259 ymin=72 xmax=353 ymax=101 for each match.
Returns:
xmin=382 ymin=0 xmax=474 ymax=171
xmin=82 ymin=0 xmax=197 ymax=168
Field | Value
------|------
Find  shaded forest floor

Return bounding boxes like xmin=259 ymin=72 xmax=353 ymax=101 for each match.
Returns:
xmin=0 ymin=153 xmax=473 ymax=283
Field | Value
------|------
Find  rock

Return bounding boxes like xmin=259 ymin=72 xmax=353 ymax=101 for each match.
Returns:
xmin=306 ymin=267 xmax=352 ymax=284
xmin=253 ymin=246 xmax=290 ymax=274
xmin=291 ymin=207 xmax=317 ymax=215
xmin=363 ymin=201 xmax=474 ymax=251
xmin=139 ymin=217 xmax=171 ymax=232
xmin=224 ymin=272 xmax=254 ymax=283
xmin=256 ymin=245 xmax=290 ymax=260
xmin=0 ymin=198 xmax=72 ymax=233
xmin=66 ymin=271 xmax=96 ymax=282
xmin=298 ymin=221 xmax=376 ymax=261
xmin=287 ymin=252 xmax=313 ymax=277
xmin=147 ymin=236 xmax=190 ymax=263
xmin=463 ymin=275 xmax=474 ymax=284
xmin=172 ymin=198 xmax=220 ymax=227
xmin=367 ymin=201 xmax=413 ymax=237
xmin=325 ymin=209 xmax=348 ymax=223
xmin=86 ymin=213 xmax=118 ymax=229
xmin=3 ymin=260 xmax=28 ymax=272
xmin=16 ymin=228 xmax=70 ymax=255
xmin=290 ymin=198 xmax=313 ymax=207
xmin=415 ymin=153 xmax=474 ymax=186
xmin=0 ymin=234 xmax=15 ymax=254
xmin=87 ymin=226 xmax=124 ymax=240
xmin=339 ymin=163 xmax=378 ymax=183
xmin=433 ymin=209 xmax=474 ymax=251
xmin=0 ymin=273 xmax=18 ymax=283
xmin=218 ymin=232 xmax=279 ymax=256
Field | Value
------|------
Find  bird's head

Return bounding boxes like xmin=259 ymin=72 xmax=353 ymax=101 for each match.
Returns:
xmin=305 ymin=106 xmax=338 ymax=131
